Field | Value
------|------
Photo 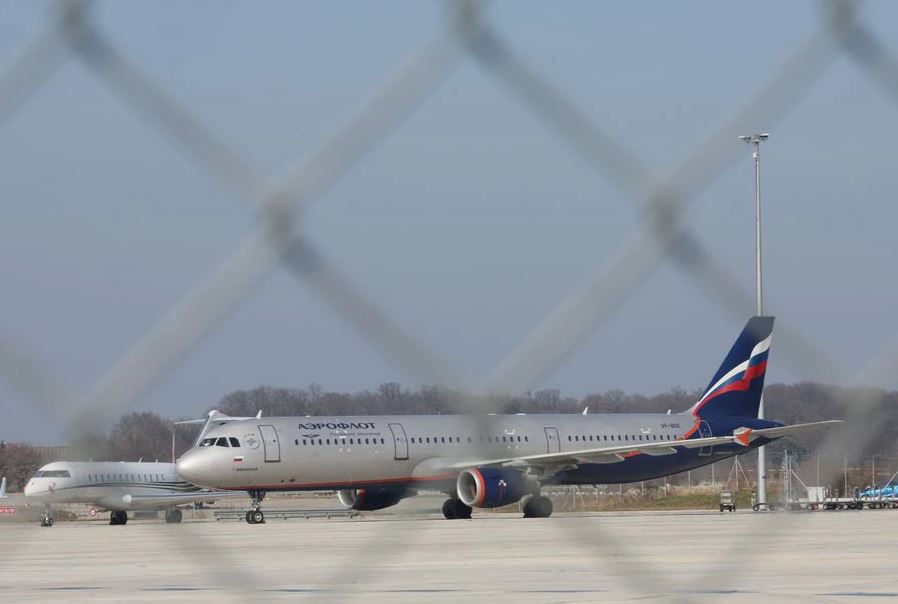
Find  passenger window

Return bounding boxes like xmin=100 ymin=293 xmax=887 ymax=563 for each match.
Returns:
xmin=426 ymin=437 xmax=431 ymax=444
xmin=229 ymin=437 xmax=240 ymax=447
xmin=567 ymin=435 xmax=572 ymax=441
xmin=302 ymin=439 xmax=307 ymax=445
xmin=441 ymin=437 xmax=446 ymax=443
xmin=318 ymin=439 xmax=323 ymax=445
xmin=467 ymin=437 xmax=472 ymax=443
xmin=574 ymin=435 xmax=579 ymax=442
xmin=326 ymin=439 xmax=331 ymax=445
xmin=524 ymin=436 xmax=529 ymax=442
xmin=380 ymin=438 xmax=385 ymax=444
xmin=350 ymin=439 xmax=354 ymax=445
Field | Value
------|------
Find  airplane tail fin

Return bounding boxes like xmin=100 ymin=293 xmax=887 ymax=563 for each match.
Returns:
xmin=685 ymin=316 xmax=774 ymax=418
xmin=0 ymin=476 xmax=6 ymax=498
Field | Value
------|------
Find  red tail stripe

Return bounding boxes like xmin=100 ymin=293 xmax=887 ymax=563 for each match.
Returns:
xmin=693 ymin=361 xmax=767 ymax=416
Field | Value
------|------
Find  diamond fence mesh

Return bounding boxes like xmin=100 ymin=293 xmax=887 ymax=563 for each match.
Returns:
xmin=2 ymin=0 xmax=898 ymax=601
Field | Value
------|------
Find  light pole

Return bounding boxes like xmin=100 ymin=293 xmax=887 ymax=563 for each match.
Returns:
xmin=739 ymin=132 xmax=770 ymax=506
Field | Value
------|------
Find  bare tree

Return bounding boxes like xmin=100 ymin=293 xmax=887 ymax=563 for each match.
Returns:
xmin=107 ymin=412 xmax=186 ymax=462
xmin=0 ymin=442 xmax=41 ymax=492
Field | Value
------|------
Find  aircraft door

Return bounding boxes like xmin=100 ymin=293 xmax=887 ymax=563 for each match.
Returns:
xmin=258 ymin=425 xmax=281 ymax=462
xmin=544 ymin=427 xmax=561 ymax=454
xmin=698 ymin=420 xmax=713 ymax=456
xmin=388 ymin=423 xmax=409 ymax=461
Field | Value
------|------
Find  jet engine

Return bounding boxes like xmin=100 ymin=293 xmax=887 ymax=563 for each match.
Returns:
xmin=336 ymin=487 xmax=413 ymax=511
xmin=456 ymin=467 xmax=533 ymax=508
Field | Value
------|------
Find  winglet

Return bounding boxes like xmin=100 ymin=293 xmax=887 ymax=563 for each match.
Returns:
xmin=0 ymin=476 xmax=6 ymax=498
xmin=733 ymin=427 xmax=753 ymax=447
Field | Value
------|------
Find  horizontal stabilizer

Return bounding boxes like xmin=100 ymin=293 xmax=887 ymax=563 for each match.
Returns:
xmin=748 ymin=420 xmax=843 ymax=440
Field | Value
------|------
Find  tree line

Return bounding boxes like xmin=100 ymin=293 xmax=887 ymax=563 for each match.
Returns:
xmin=2 ymin=382 xmax=895 ymax=491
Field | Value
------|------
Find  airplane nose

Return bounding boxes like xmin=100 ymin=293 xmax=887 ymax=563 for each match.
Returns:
xmin=176 ymin=450 xmax=207 ymax=486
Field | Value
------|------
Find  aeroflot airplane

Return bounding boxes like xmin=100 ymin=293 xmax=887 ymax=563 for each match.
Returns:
xmin=177 ymin=317 xmax=841 ymax=523
xmin=24 ymin=460 xmax=242 ymax=526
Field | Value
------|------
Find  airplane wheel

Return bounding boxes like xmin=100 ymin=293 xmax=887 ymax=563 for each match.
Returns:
xmin=442 ymin=499 xmax=456 ymax=519
xmin=452 ymin=499 xmax=472 ymax=519
xmin=251 ymin=510 xmax=265 ymax=524
xmin=110 ymin=510 xmax=128 ymax=525
xmin=165 ymin=509 xmax=183 ymax=524
xmin=523 ymin=495 xmax=553 ymax=518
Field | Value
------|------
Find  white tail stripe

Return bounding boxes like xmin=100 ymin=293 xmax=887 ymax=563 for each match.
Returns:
xmin=688 ymin=335 xmax=772 ymax=411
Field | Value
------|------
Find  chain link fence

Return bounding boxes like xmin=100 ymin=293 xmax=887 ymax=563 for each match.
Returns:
xmin=2 ymin=0 xmax=898 ymax=601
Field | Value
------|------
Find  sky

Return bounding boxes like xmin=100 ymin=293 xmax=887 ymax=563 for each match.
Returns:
xmin=2 ymin=1 xmax=898 ymax=443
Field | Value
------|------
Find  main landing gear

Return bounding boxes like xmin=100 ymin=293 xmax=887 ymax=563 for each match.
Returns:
xmin=522 ymin=494 xmax=553 ymax=518
xmin=245 ymin=489 xmax=266 ymax=524
xmin=40 ymin=507 xmax=54 ymax=527
xmin=164 ymin=509 xmax=183 ymax=524
xmin=109 ymin=510 xmax=128 ymax=525
xmin=442 ymin=498 xmax=472 ymax=519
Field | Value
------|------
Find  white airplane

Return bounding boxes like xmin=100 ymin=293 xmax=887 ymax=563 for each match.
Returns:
xmin=177 ymin=317 xmax=841 ymax=523
xmin=24 ymin=460 xmax=245 ymax=526
xmin=23 ymin=410 xmax=263 ymax=526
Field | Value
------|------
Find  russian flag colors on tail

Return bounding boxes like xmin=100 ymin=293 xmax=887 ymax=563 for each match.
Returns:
xmin=686 ymin=316 xmax=774 ymax=419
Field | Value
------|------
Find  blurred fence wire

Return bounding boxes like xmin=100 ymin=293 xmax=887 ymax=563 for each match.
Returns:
xmin=2 ymin=0 xmax=898 ymax=601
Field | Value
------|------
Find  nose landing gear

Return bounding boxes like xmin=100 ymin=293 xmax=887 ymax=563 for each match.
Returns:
xmin=40 ymin=507 xmax=54 ymax=527
xmin=245 ymin=490 xmax=266 ymax=524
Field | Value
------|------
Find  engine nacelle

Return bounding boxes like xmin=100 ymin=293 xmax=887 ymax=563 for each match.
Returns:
xmin=457 ymin=467 xmax=531 ymax=508
xmin=336 ymin=487 xmax=412 ymax=511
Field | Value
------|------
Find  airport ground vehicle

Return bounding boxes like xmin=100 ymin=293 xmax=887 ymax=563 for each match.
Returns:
xmin=719 ymin=490 xmax=736 ymax=512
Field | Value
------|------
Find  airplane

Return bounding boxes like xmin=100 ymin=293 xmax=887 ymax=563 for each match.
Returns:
xmin=176 ymin=316 xmax=842 ymax=523
xmin=24 ymin=460 xmax=247 ymax=526
xmin=23 ymin=411 xmax=263 ymax=526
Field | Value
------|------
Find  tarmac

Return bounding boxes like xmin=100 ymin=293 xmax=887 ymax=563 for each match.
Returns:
xmin=3 ymin=505 xmax=898 ymax=602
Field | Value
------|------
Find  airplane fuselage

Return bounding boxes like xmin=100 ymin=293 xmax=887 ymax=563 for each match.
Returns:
xmin=178 ymin=413 xmax=779 ymax=493
xmin=25 ymin=461 xmax=197 ymax=511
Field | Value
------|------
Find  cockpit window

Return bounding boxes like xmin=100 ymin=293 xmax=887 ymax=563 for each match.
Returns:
xmin=33 ymin=470 xmax=71 ymax=478
xmin=229 ymin=437 xmax=240 ymax=447
xmin=199 ymin=438 xmax=216 ymax=447
xmin=215 ymin=437 xmax=230 ymax=447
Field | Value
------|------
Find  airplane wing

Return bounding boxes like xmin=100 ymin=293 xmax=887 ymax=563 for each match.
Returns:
xmin=435 ymin=420 xmax=842 ymax=472
xmin=122 ymin=490 xmax=247 ymax=509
